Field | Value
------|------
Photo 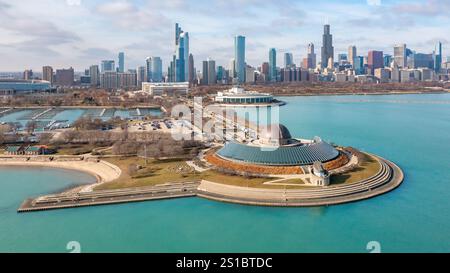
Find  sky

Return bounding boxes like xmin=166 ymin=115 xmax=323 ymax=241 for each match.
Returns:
xmin=0 ymin=0 xmax=449 ymax=72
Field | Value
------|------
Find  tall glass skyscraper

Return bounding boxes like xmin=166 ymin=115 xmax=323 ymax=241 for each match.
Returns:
xmin=145 ymin=57 xmax=163 ymax=82
xmin=321 ymin=25 xmax=334 ymax=69
xmin=284 ymin=53 xmax=293 ymax=68
xmin=169 ymin=23 xmax=189 ymax=82
xmin=151 ymin=57 xmax=163 ymax=82
xmin=234 ymin=35 xmax=246 ymax=84
xmin=118 ymin=52 xmax=125 ymax=73
xmin=101 ymin=60 xmax=115 ymax=73
xmin=269 ymin=48 xmax=277 ymax=82
xmin=435 ymin=41 xmax=442 ymax=73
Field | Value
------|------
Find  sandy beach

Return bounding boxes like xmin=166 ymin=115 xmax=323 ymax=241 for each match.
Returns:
xmin=0 ymin=156 xmax=121 ymax=192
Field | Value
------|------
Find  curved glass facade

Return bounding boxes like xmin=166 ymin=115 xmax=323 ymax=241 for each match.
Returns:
xmin=221 ymin=95 xmax=273 ymax=104
xmin=217 ymin=141 xmax=339 ymax=166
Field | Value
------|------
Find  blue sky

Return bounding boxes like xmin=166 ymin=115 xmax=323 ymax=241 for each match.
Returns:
xmin=0 ymin=0 xmax=448 ymax=71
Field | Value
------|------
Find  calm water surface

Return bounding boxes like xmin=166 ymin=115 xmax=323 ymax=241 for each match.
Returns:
xmin=0 ymin=93 xmax=449 ymax=252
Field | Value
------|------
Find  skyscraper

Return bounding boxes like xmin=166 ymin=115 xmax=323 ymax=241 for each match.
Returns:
xmin=146 ymin=57 xmax=152 ymax=82
xmin=408 ymin=53 xmax=434 ymax=69
xmin=152 ymin=57 xmax=163 ymax=82
xmin=42 ymin=66 xmax=53 ymax=84
xmin=118 ymin=52 xmax=125 ymax=73
xmin=145 ymin=57 xmax=163 ymax=82
xmin=207 ymin=59 xmax=216 ymax=85
xmin=435 ymin=41 xmax=442 ymax=73
xmin=348 ymin=46 xmax=357 ymax=66
xmin=89 ymin=65 xmax=100 ymax=87
xmin=384 ymin=55 xmax=393 ymax=67
xmin=261 ymin=62 xmax=269 ymax=81
xmin=269 ymin=48 xmax=277 ymax=82
xmin=137 ymin=66 xmax=146 ymax=88
xmin=368 ymin=51 xmax=384 ymax=75
xmin=101 ymin=60 xmax=115 ymax=73
xmin=235 ymin=35 xmax=246 ymax=83
xmin=169 ymin=23 xmax=189 ymax=82
xmin=55 ymin=67 xmax=74 ymax=86
xmin=23 ymin=69 xmax=33 ymax=80
xmin=188 ymin=54 xmax=195 ymax=83
xmin=176 ymin=33 xmax=185 ymax=82
xmin=202 ymin=61 xmax=208 ymax=85
xmin=284 ymin=53 xmax=293 ymax=68
xmin=302 ymin=43 xmax=316 ymax=69
xmin=394 ymin=44 xmax=407 ymax=68
xmin=180 ymin=32 xmax=189 ymax=81
xmin=229 ymin=58 xmax=236 ymax=79
xmin=321 ymin=24 xmax=334 ymax=69
xmin=354 ymin=56 xmax=365 ymax=75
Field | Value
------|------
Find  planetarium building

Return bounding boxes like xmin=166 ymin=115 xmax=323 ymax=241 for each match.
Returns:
xmin=216 ymin=124 xmax=339 ymax=166
xmin=204 ymin=123 xmax=347 ymax=177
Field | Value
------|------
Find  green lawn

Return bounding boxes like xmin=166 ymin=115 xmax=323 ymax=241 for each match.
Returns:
xmin=330 ymin=153 xmax=381 ymax=185
xmin=95 ymin=153 xmax=381 ymax=191
xmin=96 ymin=157 xmax=201 ymax=190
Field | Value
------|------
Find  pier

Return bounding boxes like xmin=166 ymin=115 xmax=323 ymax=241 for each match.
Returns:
xmin=18 ymin=181 xmax=199 ymax=212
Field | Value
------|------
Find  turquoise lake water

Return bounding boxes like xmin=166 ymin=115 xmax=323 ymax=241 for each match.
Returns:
xmin=0 ymin=93 xmax=449 ymax=253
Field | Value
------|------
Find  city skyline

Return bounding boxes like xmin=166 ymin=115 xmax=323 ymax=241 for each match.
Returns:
xmin=0 ymin=0 xmax=449 ymax=71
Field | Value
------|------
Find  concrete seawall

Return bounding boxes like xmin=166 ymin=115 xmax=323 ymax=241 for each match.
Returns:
xmin=18 ymin=182 xmax=199 ymax=212
xmin=10 ymin=155 xmax=403 ymax=212
xmin=197 ymin=155 xmax=404 ymax=207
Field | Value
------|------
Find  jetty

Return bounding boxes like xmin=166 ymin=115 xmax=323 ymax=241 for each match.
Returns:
xmin=18 ymin=181 xmax=199 ymax=212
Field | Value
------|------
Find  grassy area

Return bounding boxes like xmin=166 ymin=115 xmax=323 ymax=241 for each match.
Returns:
xmin=96 ymin=157 xmax=202 ymax=190
xmin=55 ymin=144 xmax=99 ymax=155
xmin=200 ymin=170 xmax=275 ymax=188
xmin=270 ymin=178 xmax=306 ymax=185
xmin=94 ymin=156 xmax=292 ymax=190
xmin=95 ymin=153 xmax=381 ymax=191
xmin=330 ymin=153 xmax=381 ymax=185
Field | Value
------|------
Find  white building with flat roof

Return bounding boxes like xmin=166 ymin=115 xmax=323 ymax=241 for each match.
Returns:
xmin=141 ymin=82 xmax=189 ymax=96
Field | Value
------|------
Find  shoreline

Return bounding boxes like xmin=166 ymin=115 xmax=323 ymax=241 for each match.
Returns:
xmin=0 ymin=156 xmax=122 ymax=193
xmin=271 ymin=90 xmax=449 ymax=97
xmin=197 ymin=155 xmax=404 ymax=207
xmin=8 ymin=152 xmax=404 ymax=212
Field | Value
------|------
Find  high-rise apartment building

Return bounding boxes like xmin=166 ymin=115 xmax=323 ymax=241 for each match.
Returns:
xmin=42 ymin=66 xmax=53 ymax=84
xmin=207 ymin=59 xmax=216 ymax=85
xmin=89 ymin=65 xmax=100 ymax=87
xmin=348 ymin=46 xmax=357 ymax=66
xmin=118 ymin=52 xmax=125 ymax=73
xmin=368 ymin=51 xmax=384 ymax=75
xmin=269 ymin=48 xmax=277 ymax=81
xmin=394 ymin=44 xmax=407 ymax=68
xmin=202 ymin=61 xmax=208 ymax=85
xmin=145 ymin=57 xmax=163 ymax=82
xmin=284 ymin=53 xmax=294 ymax=68
xmin=101 ymin=60 xmax=115 ymax=73
xmin=235 ymin=35 xmax=246 ymax=83
xmin=229 ymin=58 xmax=236 ymax=79
xmin=261 ymin=62 xmax=269 ymax=81
xmin=23 ymin=69 xmax=33 ymax=80
xmin=307 ymin=43 xmax=316 ymax=69
xmin=137 ymin=66 xmax=146 ymax=88
xmin=151 ymin=57 xmax=163 ymax=82
xmin=55 ymin=67 xmax=74 ymax=86
xmin=188 ymin=54 xmax=195 ymax=83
